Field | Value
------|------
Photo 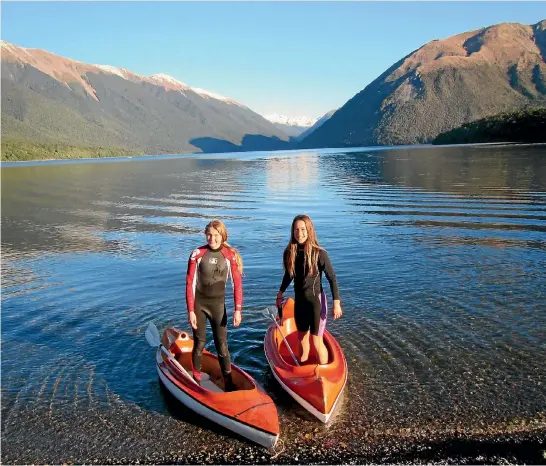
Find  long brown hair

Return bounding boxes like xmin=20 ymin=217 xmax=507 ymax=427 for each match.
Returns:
xmin=283 ymin=215 xmax=323 ymax=278
xmin=205 ymin=220 xmax=244 ymax=274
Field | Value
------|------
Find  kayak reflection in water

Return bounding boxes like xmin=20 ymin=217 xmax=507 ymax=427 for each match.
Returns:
xmin=276 ymin=214 xmax=343 ymax=365
xmin=186 ymin=219 xmax=244 ymax=392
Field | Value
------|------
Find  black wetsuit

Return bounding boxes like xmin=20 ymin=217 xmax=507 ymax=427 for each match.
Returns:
xmin=279 ymin=246 xmax=340 ymax=336
xmin=192 ymin=247 xmax=231 ymax=376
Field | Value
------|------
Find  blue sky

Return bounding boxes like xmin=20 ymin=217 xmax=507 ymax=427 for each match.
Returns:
xmin=2 ymin=1 xmax=544 ymax=119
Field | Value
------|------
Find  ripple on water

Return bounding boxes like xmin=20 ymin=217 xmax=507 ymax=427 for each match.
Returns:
xmin=1 ymin=146 xmax=545 ymax=462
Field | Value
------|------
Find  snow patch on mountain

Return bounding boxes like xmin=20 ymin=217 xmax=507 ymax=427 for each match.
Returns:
xmin=149 ymin=73 xmax=190 ymax=90
xmin=264 ymin=114 xmax=318 ymax=127
xmin=93 ymin=64 xmax=131 ymax=79
xmin=192 ymin=87 xmax=228 ymax=100
xmin=192 ymin=87 xmax=246 ymax=108
xmin=1 ymin=40 xmax=20 ymax=52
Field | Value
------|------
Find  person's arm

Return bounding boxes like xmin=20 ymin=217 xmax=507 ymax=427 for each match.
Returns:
xmin=278 ymin=270 xmax=292 ymax=295
xmin=230 ymin=254 xmax=243 ymax=327
xmin=276 ymin=250 xmax=294 ymax=319
xmin=276 ymin=271 xmax=292 ymax=317
xmin=319 ymin=249 xmax=342 ymax=319
xmin=277 ymin=251 xmax=292 ymax=297
xmin=319 ymin=249 xmax=340 ymax=299
xmin=186 ymin=249 xmax=200 ymax=329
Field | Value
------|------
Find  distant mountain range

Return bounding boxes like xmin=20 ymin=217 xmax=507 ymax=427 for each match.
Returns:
xmin=264 ymin=114 xmax=318 ymax=127
xmin=296 ymin=109 xmax=337 ymax=142
xmin=300 ymin=20 xmax=546 ymax=148
xmin=2 ymin=19 xmax=545 ymax=157
xmin=263 ymin=113 xmax=319 ymax=138
xmin=1 ymin=41 xmax=291 ymax=154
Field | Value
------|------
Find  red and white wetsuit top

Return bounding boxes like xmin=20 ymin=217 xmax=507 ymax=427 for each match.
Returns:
xmin=185 ymin=244 xmax=243 ymax=314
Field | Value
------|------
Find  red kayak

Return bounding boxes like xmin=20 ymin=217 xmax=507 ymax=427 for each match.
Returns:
xmin=263 ymin=298 xmax=347 ymax=423
xmin=154 ymin=326 xmax=279 ymax=448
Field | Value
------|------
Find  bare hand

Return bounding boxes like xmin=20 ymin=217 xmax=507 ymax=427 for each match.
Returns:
xmin=332 ymin=300 xmax=343 ymax=320
xmin=233 ymin=310 xmax=242 ymax=327
xmin=188 ymin=311 xmax=198 ymax=330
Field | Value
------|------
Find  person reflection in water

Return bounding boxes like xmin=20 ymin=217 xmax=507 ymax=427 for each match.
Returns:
xmin=186 ymin=220 xmax=243 ymax=391
xmin=276 ymin=214 xmax=342 ymax=365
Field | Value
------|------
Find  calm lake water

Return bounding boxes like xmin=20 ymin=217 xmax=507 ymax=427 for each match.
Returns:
xmin=2 ymin=144 xmax=545 ymax=464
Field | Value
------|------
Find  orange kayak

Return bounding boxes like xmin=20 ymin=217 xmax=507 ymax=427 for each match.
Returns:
xmin=263 ymin=298 xmax=347 ymax=423
xmin=156 ymin=327 xmax=279 ymax=448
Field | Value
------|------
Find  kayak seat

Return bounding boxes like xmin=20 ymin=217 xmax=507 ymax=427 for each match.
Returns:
xmin=199 ymin=372 xmax=224 ymax=393
xmin=175 ymin=341 xmax=255 ymax=391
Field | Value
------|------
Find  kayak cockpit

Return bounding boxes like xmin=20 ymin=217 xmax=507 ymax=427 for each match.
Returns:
xmin=277 ymin=330 xmax=334 ymax=366
xmin=161 ymin=327 xmax=256 ymax=392
xmin=175 ymin=352 xmax=256 ymax=392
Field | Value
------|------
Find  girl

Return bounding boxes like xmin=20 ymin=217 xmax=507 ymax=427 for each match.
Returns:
xmin=276 ymin=215 xmax=342 ymax=365
xmin=186 ymin=220 xmax=243 ymax=391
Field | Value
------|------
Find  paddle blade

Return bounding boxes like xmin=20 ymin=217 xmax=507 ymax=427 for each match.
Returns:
xmin=264 ymin=306 xmax=277 ymax=319
xmin=145 ymin=322 xmax=161 ymax=347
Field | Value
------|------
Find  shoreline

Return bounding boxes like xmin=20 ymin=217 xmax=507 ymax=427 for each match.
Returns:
xmin=2 ymin=418 xmax=544 ymax=464
xmin=2 ymin=141 xmax=546 ymax=167
xmin=2 ymin=391 xmax=544 ymax=465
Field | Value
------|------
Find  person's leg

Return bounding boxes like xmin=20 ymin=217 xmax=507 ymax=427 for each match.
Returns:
xmin=210 ymin=305 xmax=231 ymax=375
xmin=297 ymin=330 xmax=311 ymax=363
xmin=311 ymin=334 xmax=328 ymax=365
xmin=191 ymin=304 xmax=209 ymax=382
xmin=310 ymin=291 xmax=329 ymax=364
xmin=210 ymin=304 xmax=236 ymax=391
xmin=294 ymin=295 xmax=312 ymax=363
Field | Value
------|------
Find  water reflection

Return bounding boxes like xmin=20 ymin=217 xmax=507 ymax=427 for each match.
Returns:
xmin=335 ymin=144 xmax=546 ymax=195
xmin=265 ymin=152 xmax=319 ymax=192
xmin=1 ymin=145 xmax=545 ymax=462
xmin=1 ymin=157 xmax=253 ymax=255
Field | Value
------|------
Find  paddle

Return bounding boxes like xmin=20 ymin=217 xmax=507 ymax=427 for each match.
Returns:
xmin=145 ymin=322 xmax=199 ymax=385
xmin=262 ymin=306 xmax=300 ymax=367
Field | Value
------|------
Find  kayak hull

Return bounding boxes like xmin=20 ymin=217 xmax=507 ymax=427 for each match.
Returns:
xmin=263 ymin=298 xmax=347 ymax=423
xmin=156 ymin=328 xmax=279 ymax=448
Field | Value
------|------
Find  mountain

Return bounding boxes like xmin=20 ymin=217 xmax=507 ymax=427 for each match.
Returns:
xmin=1 ymin=41 xmax=292 ymax=155
xmin=295 ymin=109 xmax=337 ymax=142
xmin=264 ymin=114 xmax=318 ymax=127
xmin=263 ymin=113 xmax=318 ymax=138
xmin=432 ymin=106 xmax=546 ymax=144
xmin=299 ymin=20 xmax=546 ymax=148
xmin=270 ymin=123 xmax=305 ymax=137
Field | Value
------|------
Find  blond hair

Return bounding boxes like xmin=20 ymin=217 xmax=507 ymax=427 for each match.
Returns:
xmin=283 ymin=214 xmax=323 ymax=278
xmin=205 ymin=219 xmax=244 ymax=274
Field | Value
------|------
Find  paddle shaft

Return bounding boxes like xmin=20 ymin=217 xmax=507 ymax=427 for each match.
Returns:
xmin=162 ymin=344 xmax=201 ymax=384
xmin=268 ymin=311 xmax=300 ymax=367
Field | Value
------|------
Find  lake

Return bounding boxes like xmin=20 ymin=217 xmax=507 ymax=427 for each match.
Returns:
xmin=1 ymin=144 xmax=545 ymax=464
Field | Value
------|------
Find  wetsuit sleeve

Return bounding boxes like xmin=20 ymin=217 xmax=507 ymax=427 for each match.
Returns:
xmin=279 ymin=271 xmax=292 ymax=293
xmin=279 ymin=251 xmax=293 ymax=293
xmin=319 ymin=249 xmax=340 ymax=300
xmin=186 ymin=249 xmax=199 ymax=314
xmin=230 ymin=254 xmax=243 ymax=312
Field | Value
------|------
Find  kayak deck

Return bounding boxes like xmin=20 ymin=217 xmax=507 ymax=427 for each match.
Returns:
xmin=156 ymin=327 xmax=279 ymax=447
xmin=264 ymin=298 xmax=347 ymax=422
